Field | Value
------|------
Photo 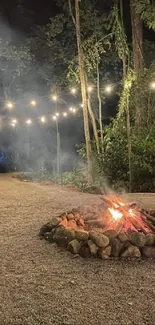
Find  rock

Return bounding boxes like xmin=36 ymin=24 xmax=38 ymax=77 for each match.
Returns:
xmin=55 ymin=226 xmax=65 ymax=236
xmin=53 ymin=226 xmax=68 ymax=246
xmin=79 ymin=242 xmax=91 ymax=258
xmin=89 ymin=231 xmax=109 ymax=248
xmin=88 ymin=240 xmax=98 ymax=256
xmin=145 ymin=233 xmax=155 ymax=246
xmin=67 ymin=239 xmax=82 ymax=254
xmin=111 ymin=238 xmax=123 ymax=257
xmin=76 ymin=217 xmax=85 ymax=228
xmin=104 ymin=230 xmax=118 ymax=239
xmin=121 ymin=245 xmax=141 ymax=258
xmin=51 ymin=217 xmax=61 ymax=227
xmin=141 ymin=247 xmax=155 ymax=258
xmin=44 ymin=228 xmax=56 ymax=242
xmin=129 ymin=232 xmax=146 ymax=247
xmin=53 ymin=234 xmax=68 ymax=247
xmin=43 ymin=232 xmax=53 ymax=241
xmin=118 ymin=232 xmax=128 ymax=243
xmin=63 ymin=228 xmax=76 ymax=241
xmin=123 ymin=240 xmax=132 ymax=249
xmin=67 ymin=213 xmax=75 ymax=221
xmin=98 ymin=246 xmax=111 ymax=259
xmin=68 ymin=220 xmax=77 ymax=229
xmin=39 ymin=223 xmax=53 ymax=237
xmin=75 ymin=230 xmax=89 ymax=241
xmin=60 ymin=212 xmax=67 ymax=219
xmin=59 ymin=217 xmax=68 ymax=228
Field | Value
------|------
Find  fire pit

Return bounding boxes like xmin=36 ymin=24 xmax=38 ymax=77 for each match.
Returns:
xmin=40 ymin=195 xmax=155 ymax=258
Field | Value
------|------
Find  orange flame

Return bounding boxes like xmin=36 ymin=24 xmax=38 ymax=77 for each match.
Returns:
xmin=108 ymin=208 xmax=123 ymax=221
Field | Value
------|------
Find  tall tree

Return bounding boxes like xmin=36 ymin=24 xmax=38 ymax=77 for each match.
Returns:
xmin=130 ymin=0 xmax=144 ymax=73
xmin=74 ymin=0 xmax=93 ymax=183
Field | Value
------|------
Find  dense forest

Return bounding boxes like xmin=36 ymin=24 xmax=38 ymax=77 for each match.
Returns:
xmin=0 ymin=0 xmax=155 ymax=192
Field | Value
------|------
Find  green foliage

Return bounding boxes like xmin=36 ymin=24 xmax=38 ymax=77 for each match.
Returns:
xmin=61 ymin=169 xmax=88 ymax=191
xmin=129 ymin=61 xmax=155 ymax=125
xmin=133 ymin=0 xmax=155 ymax=31
xmin=78 ymin=115 xmax=155 ymax=192
xmin=118 ymin=70 xmax=136 ymax=118
xmin=0 ymin=39 xmax=33 ymax=98
xmin=83 ymin=35 xmax=111 ymax=74
xmin=108 ymin=3 xmax=129 ymax=61
xmin=131 ymin=125 xmax=155 ymax=191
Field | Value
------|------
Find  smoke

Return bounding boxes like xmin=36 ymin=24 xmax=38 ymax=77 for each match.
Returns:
xmin=0 ymin=11 xmax=85 ymax=176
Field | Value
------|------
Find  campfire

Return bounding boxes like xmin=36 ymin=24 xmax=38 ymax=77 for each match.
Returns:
xmin=40 ymin=195 xmax=155 ymax=259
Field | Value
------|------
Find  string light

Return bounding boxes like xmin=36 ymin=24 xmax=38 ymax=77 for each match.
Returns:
xmin=2 ymin=106 xmax=79 ymax=128
xmin=52 ymin=95 xmax=58 ymax=102
xmin=26 ymin=119 xmax=32 ymax=125
xmin=105 ymin=85 xmax=112 ymax=93
xmin=30 ymin=100 xmax=36 ymax=106
xmin=12 ymin=118 xmax=17 ymax=124
xmin=6 ymin=101 xmax=14 ymax=109
xmin=87 ymin=86 xmax=93 ymax=93
xmin=71 ymin=88 xmax=77 ymax=95
xmin=40 ymin=116 xmax=46 ymax=123
xmin=150 ymin=81 xmax=155 ymax=89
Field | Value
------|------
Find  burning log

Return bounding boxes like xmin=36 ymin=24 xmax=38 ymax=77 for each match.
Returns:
xmin=140 ymin=210 xmax=155 ymax=225
xmin=100 ymin=196 xmax=136 ymax=210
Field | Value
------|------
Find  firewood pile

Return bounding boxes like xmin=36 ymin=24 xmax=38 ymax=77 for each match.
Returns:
xmin=39 ymin=195 xmax=155 ymax=259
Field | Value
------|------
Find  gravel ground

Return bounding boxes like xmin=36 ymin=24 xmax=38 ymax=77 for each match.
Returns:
xmin=1 ymin=174 xmax=155 ymax=325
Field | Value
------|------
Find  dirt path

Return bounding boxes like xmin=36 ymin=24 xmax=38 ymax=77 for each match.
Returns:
xmin=0 ymin=174 xmax=155 ymax=325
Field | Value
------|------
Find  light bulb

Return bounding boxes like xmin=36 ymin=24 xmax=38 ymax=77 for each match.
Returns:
xmin=105 ymin=85 xmax=112 ymax=93
xmin=30 ymin=100 xmax=36 ymax=106
xmin=12 ymin=119 xmax=17 ymax=124
xmin=26 ymin=119 xmax=32 ymax=125
xmin=150 ymin=82 xmax=155 ymax=89
xmin=40 ymin=116 xmax=45 ymax=123
xmin=71 ymin=88 xmax=76 ymax=95
xmin=87 ymin=86 xmax=93 ymax=93
xmin=52 ymin=95 xmax=58 ymax=102
xmin=6 ymin=101 xmax=13 ymax=109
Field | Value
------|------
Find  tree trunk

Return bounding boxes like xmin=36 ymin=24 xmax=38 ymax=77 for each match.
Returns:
xmin=120 ymin=0 xmax=127 ymax=79
xmin=126 ymin=91 xmax=132 ymax=192
xmin=130 ymin=0 xmax=144 ymax=126
xmin=130 ymin=0 xmax=143 ymax=73
xmin=87 ymin=92 xmax=100 ymax=153
xmin=74 ymin=0 xmax=93 ymax=184
xmin=122 ymin=56 xmax=127 ymax=79
xmin=96 ymin=62 xmax=103 ymax=143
